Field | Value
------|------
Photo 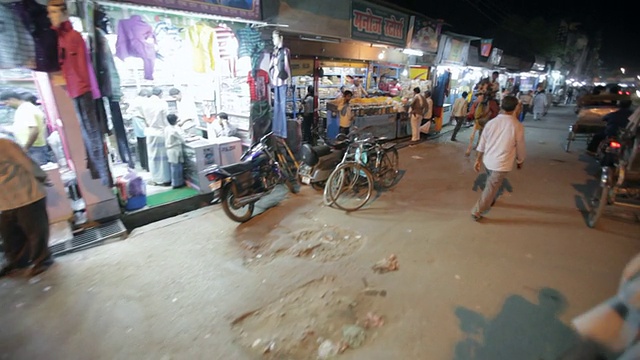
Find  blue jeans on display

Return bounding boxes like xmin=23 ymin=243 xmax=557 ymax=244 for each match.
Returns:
xmin=272 ymin=85 xmax=288 ymax=138
xmin=72 ymin=92 xmax=111 ymax=186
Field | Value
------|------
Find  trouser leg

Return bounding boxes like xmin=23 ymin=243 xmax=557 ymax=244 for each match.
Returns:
xmin=17 ymin=198 xmax=51 ymax=268
xmin=472 ymin=170 xmax=508 ymax=215
xmin=410 ymin=114 xmax=421 ymax=141
xmin=0 ymin=209 xmax=30 ymax=271
xmin=451 ymin=116 xmax=464 ymax=140
xmin=137 ymin=137 xmax=149 ymax=171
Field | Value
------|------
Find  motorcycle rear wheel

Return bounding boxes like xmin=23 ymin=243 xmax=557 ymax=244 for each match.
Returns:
xmin=587 ymin=185 xmax=608 ymax=228
xmin=221 ymin=184 xmax=254 ymax=223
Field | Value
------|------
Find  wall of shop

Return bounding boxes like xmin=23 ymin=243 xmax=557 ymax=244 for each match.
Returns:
xmin=262 ymin=0 xmax=350 ymax=38
xmin=285 ymin=38 xmax=406 ymax=63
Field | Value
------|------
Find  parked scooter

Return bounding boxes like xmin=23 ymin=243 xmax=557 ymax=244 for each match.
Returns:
xmin=202 ymin=132 xmax=298 ymax=223
xmin=298 ymin=134 xmax=350 ymax=189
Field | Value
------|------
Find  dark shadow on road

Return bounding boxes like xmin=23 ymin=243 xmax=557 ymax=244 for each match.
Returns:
xmin=479 ymin=217 xmax=571 ymax=226
xmin=454 ymin=288 xmax=579 ymax=360
xmin=230 ymin=184 xmax=309 ymax=247
xmin=370 ymin=169 xmax=406 ymax=203
xmin=496 ymin=202 xmax=580 ymax=215
xmin=572 ymin=178 xmax=599 ymax=200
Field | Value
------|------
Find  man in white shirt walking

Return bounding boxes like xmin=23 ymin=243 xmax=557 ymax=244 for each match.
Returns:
xmin=471 ymin=95 xmax=526 ymax=221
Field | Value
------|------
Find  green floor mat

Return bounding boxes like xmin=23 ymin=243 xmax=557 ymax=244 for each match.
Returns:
xmin=145 ymin=187 xmax=200 ymax=207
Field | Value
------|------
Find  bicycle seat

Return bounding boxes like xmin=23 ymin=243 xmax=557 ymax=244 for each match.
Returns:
xmin=382 ymin=142 xmax=396 ymax=150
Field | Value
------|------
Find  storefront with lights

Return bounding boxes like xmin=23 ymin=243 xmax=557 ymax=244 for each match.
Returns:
xmin=262 ymin=0 xmax=417 ymax=141
xmin=1 ymin=0 xmax=274 ymax=250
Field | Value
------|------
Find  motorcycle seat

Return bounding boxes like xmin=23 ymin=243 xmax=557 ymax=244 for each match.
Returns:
xmin=301 ymin=144 xmax=332 ymax=166
xmin=220 ymin=162 xmax=254 ymax=175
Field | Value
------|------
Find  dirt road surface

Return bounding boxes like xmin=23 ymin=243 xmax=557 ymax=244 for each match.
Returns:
xmin=1 ymin=106 xmax=638 ymax=360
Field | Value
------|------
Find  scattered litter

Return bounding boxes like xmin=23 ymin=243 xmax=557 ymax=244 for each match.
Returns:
xmin=251 ymin=339 xmax=262 ymax=348
xmin=204 ymin=334 xmax=211 ymax=339
xmin=172 ymin=298 xmax=178 ymax=303
xmin=317 ymin=340 xmax=339 ymax=359
xmin=263 ymin=341 xmax=276 ymax=354
xmin=43 ymin=286 xmax=52 ymax=292
xmin=342 ymin=325 xmax=366 ymax=348
xmin=372 ymin=254 xmax=399 ymax=273
xmin=28 ymin=277 xmax=41 ymax=285
xmin=15 ymin=303 xmax=24 ymax=309
xmin=363 ymin=312 xmax=385 ymax=328
xmin=455 ymin=275 xmax=461 ymax=280
xmin=411 ymin=155 xmax=424 ymax=159
xmin=126 ymin=328 xmax=133 ymax=333
xmin=363 ymin=289 xmax=387 ymax=297
xmin=256 ymin=254 xmax=263 ymax=259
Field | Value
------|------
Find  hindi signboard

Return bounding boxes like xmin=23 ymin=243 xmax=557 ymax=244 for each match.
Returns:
xmin=351 ymin=0 xmax=408 ymax=47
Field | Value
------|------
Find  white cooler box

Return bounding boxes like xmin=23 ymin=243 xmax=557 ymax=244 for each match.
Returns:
xmin=184 ymin=137 xmax=242 ymax=193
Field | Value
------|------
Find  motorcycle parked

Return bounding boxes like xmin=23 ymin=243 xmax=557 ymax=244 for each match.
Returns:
xmin=298 ymin=134 xmax=350 ymax=189
xmin=595 ymin=137 xmax=623 ymax=167
xmin=203 ymin=132 xmax=298 ymax=223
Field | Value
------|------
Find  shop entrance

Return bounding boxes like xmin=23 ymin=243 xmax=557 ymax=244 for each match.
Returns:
xmin=96 ymin=2 xmax=264 ymax=212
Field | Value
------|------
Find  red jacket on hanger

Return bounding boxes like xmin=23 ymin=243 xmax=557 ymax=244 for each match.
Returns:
xmin=54 ymin=20 xmax=99 ymax=99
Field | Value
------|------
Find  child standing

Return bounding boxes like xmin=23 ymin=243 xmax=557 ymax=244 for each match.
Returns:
xmin=165 ymin=114 xmax=185 ymax=188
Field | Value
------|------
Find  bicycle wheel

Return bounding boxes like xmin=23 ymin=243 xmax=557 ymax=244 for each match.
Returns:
xmin=379 ymin=147 xmax=399 ymax=188
xmin=323 ymin=162 xmax=373 ymax=211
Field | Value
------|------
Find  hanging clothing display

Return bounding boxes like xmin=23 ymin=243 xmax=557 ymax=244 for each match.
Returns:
xmin=214 ymin=24 xmax=238 ymax=75
xmin=269 ymin=46 xmax=291 ymax=139
xmin=3 ymin=0 xmax=59 ymax=72
xmin=250 ymin=100 xmax=272 ymax=145
xmin=0 ymin=5 xmax=36 ymax=69
xmin=94 ymin=28 xmax=122 ymax=100
xmin=115 ymin=15 xmax=156 ymax=80
xmin=109 ymin=100 xmax=134 ymax=169
xmin=72 ymin=93 xmax=112 ymax=186
xmin=269 ymin=46 xmax=291 ymax=88
xmin=187 ymin=22 xmax=216 ymax=73
xmin=247 ymin=69 xmax=270 ymax=102
xmin=235 ymin=27 xmax=264 ymax=76
xmin=54 ymin=20 xmax=111 ymax=186
xmin=272 ymin=85 xmax=288 ymax=139
xmin=54 ymin=20 xmax=101 ymax=99
xmin=154 ymin=20 xmax=184 ymax=60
